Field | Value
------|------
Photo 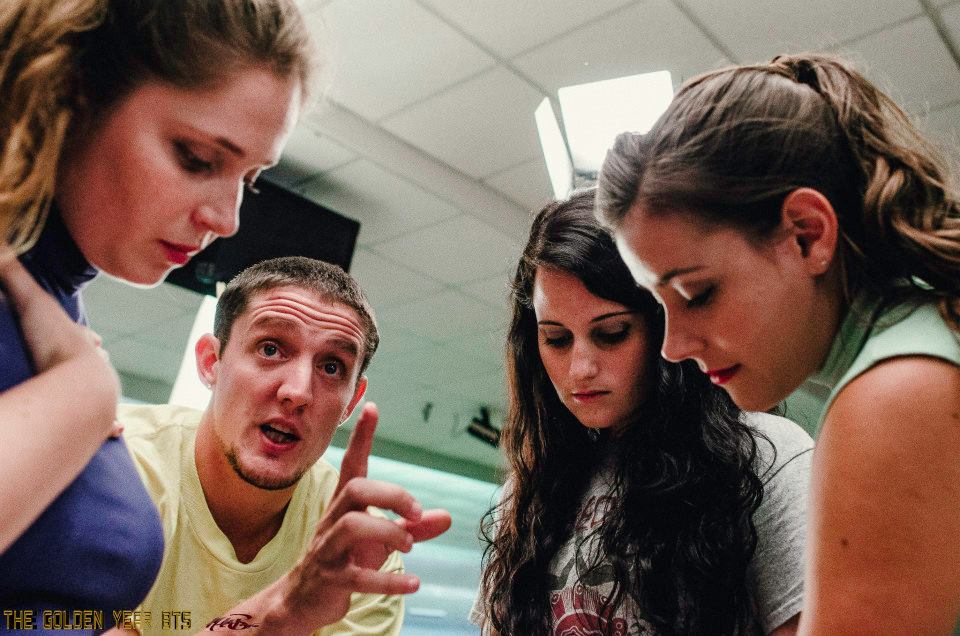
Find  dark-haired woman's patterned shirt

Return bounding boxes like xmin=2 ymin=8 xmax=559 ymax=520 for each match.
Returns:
xmin=471 ymin=412 xmax=812 ymax=636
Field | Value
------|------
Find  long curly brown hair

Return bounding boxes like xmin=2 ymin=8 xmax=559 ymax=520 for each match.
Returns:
xmin=479 ymin=189 xmax=767 ymax=635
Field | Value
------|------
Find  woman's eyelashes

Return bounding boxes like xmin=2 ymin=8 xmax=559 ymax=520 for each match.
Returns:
xmin=177 ymin=140 xmax=267 ymax=193
xmin=540 ymin=324 xmax=631 ymax=348
xmin=542 ymin=332 xmax=571 ymax=348
xmin=594 ymin=326 xmax=630 ymax=345
xmin=685 ymin=285 xmax=715 ymax=309
xmin=174 ymin=141 xmax=216 ymax=175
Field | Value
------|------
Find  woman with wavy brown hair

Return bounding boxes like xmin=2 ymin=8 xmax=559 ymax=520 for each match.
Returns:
xmin=0 ymin=0 xmax=315 ymax=629
xmin=473 ymin=189 xmax=813 ymax=636
xmin=598 ymin=53 xmax=960 ymax=634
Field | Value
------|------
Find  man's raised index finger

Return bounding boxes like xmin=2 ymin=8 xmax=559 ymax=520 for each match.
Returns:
xmin=337 ymin=401 xmax=378 ymax=488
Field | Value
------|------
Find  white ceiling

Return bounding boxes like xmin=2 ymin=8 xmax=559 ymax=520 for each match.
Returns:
xmin=84 ymin=0 xmax=960 ymax=479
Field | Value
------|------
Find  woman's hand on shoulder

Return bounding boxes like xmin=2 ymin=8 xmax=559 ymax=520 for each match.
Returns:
xmin=0 ymin=245 xmax=121 ymax=551
xmin=800 ymin=355 xmax=960 ymax=635
xmin=0 ymin=245 xmax=114 ymax=377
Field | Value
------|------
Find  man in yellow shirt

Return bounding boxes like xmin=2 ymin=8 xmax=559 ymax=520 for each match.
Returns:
xmin=116 ymin=256 xmax=450 ymax=636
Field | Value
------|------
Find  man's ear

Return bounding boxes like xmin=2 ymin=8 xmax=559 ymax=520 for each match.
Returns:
xmin=195 ymin=333 xmax=221 ymax=388
xmin=780 ymin=187 xmax=839 ymax=275
xmin=342 ymin=375 xmax=368 ymax=422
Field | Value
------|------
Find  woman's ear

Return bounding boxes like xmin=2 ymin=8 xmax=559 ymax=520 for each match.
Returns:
xmin=780 ymin=187 xmax=839 ymax=275
xmin=195 ymin=333 xmax=221 ymax=389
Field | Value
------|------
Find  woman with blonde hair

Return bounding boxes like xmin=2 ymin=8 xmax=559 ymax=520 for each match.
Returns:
xmin=0 ymin=0 xmax=315 ymax=628
xmin=598 ymin=53 xmax=960 ymax=634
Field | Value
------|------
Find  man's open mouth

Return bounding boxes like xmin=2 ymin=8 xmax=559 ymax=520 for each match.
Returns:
xmin=260 ymin=424 xmax=300 ymax=444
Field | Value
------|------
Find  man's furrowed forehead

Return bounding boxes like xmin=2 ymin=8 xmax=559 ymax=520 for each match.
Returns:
xmin=246 ymin=315 xmax=360 ymax=358
xmin=241 ymin=286 xmax=365 ymax=351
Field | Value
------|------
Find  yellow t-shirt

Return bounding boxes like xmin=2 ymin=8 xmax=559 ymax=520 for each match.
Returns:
xmin=120 ymin=403 xmax=403 ymax=636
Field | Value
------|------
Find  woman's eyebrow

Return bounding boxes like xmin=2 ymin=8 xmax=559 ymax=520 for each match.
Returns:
xmin=185 ymin=124 xmax=279 ymax=166
xmin=214 ymin=135 xmax=245 ymax=158
xmin=590 ymin=310 xmax=636 ymax=323
xmin=656 ymin=265 xmax=704 ymax=287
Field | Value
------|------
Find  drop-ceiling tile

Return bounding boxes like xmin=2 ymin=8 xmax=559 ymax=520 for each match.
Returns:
xmin=284 ymin=123 xmax=358 ymax=172
xmin=300 ymin=159 xmax=462 ymax=245
xmin=322 ymin=0 xmax=494 ymax=120
xmin=366 ymin=343 xmax=446 ymax=387
xmin=379 ymin=67 xmax=546 ymax=179
xmin=351 ymin=392 xmax=437 ymax=449
xmin=461 ymin=271 xmax=514 ymax=310
xmin=104 ymin=338 xmax=183 ymax=385
xmin=836 ymin=16 xmax=960 ymax=112
xmin=512 ymin=0 xmax=731 ymax=94
xmin=374 ymin=321 xmax=438 ymax=355
xmin=419 ymin=0 xmax=635 ymax=58
xmin=354 ymin=383 xmax=505 ymax=467
xmin=372 ymin=344 xmax=500 ymax=388
xmin=443 ymin=369 xmax=508 ymax=407
xmin=938 ymin=4 xmax=960 ymax=68
xmin=681 ymin=0 xmax=922 ymax=64
xmin=264 ymin=160 xmax=323 ymax=192
xmin=923 ymin=101 xmax=960 ymax=159
xmin=294 ymin=0 xmax=329 ymax=12
xmin=153 ymin=281 xmax=205 ymax=313
xmin=267 ymin=125 xmax=358 ymax=188
xmin=350 ymin=249 xmax=444 ymax=311
xmin=429 ymin=347 xmax=501 ymax=385
xmin=377 ymin=290 xmax=503 ymax=343
xmin=355 ymin=379 xmax=434 ymax=431
xmin=369 ymin=215 xmax=523 ymax=285
xmin=116 ymin=310 xmax=198 ymax=353
xmin=484 ymin=159 xmax=554 ymax=213
xmin=83 ymin=277 xmax=195 ymax=337
xmin=444 ymin=319 xmax=509 ymax=368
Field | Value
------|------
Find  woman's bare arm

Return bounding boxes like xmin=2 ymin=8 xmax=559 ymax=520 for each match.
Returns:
xmin=799 ymin=356 xmax=960 ymax=635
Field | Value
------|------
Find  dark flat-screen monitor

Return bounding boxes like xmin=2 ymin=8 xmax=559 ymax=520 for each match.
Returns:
xmin=165 ymin=177 xmax=359 ymax=296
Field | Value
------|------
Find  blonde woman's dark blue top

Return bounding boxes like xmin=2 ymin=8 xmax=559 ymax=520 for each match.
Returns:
xmin=0 ymin=209 xmax=163 ymax=634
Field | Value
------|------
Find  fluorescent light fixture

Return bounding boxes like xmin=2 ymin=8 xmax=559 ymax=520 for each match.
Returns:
xmin=537 ymin=70 xmax=673 ymax=198
xmin=169 ymin=293 xmax=217 ymax=409
xmin=535 ymin=98 xmax=574 ymax=199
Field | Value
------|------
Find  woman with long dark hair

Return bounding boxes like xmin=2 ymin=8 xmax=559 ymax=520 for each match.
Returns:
xmin=597 ymin=53 xmax=960 ymax=634
xmin=473 ymin=189 xmax=813 ymax=635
